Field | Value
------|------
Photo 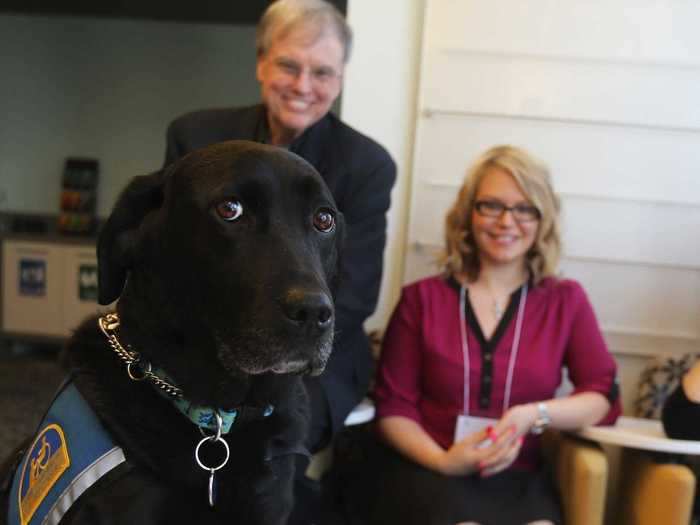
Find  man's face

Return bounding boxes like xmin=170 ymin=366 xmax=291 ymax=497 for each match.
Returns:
xmin=256 ymin=28 xmax=344 ymax=145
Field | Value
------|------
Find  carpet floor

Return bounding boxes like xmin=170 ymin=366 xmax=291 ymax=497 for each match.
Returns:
xmin=0 ymin=343 xmax=65 ymax=460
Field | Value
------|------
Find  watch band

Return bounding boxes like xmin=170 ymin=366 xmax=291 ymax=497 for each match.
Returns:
xmin=530 ymin=402 xmax=550 ymax=435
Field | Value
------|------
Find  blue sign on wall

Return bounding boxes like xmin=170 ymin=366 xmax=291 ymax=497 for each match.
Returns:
xmin=19 ymin=259 xmax=47 ymax=297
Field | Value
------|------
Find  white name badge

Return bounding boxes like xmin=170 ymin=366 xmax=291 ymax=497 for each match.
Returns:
xmin=454 ymin=414 xmax=498 ymax=443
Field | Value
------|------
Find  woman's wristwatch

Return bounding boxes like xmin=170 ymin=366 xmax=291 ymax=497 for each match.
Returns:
xmin=530 ymin=402 xmax=550 ymax=435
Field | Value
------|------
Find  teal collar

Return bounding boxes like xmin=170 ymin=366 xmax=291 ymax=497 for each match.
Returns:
xmin=152 ymin=367 xmax=274 ymax=434
xmin=171 ymin=396 xmax=239 ymax=434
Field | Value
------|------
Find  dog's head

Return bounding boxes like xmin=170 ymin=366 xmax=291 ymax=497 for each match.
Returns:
xmin=97 ymin=141 xmax=344 ymax=402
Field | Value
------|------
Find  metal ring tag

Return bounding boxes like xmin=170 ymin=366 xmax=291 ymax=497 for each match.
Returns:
xmin=195 ymin=435 xmax=230 ymax=472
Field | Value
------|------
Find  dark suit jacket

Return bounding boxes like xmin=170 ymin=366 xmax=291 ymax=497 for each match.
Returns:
xmin=165 ymin=105 xmax=396 ymax=436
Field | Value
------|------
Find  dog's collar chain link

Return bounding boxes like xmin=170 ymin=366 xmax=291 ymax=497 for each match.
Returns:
xmin=98 ymin=313 xmax=183 ymax=398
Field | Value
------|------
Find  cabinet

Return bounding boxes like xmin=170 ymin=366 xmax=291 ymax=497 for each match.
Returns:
xmin=1 ymin=238 xmax=107 ymax=339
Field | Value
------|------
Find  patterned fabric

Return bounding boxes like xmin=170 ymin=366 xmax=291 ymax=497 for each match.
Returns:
xmin=151 ymin=367 xmax=273 ymax=434
xmin=634 ymin=353 xmax=700 ymax=419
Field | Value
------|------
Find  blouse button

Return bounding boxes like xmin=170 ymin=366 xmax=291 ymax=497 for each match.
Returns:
xmin=484 ymin=354 xmax=492 ymax=362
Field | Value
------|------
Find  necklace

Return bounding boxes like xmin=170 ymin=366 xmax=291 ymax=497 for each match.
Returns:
xmin=492 ymin=298 xmax=504 ymax=321
xmin=483 ymin=281 xmax=505 ymax=321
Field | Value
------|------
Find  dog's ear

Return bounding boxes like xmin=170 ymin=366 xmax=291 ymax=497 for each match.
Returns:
xmin=97 ymin=168 xmax=169 ymax=305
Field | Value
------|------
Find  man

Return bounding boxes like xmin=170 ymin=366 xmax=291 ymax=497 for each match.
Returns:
xmin=164 ymin=0 xmax=396 ymax=521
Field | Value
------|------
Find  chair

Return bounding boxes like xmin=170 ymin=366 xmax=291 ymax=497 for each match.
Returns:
xmin=615 ymin=353 xmax=700 ymax=525
xmin=617 ymin=447 xmax=695 ymax=525
xmin=542 ymin=429 xmax=609 ymax=525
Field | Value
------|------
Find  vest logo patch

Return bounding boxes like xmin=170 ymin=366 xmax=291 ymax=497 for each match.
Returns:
xmin=18 ymin=423 xmax=71 ymax=525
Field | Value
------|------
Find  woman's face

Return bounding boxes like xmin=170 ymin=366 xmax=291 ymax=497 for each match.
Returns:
xmin=470 ymin=167 xmax=540 ymax=270
xmin=256 ymin=27 xmax=344 ymax=145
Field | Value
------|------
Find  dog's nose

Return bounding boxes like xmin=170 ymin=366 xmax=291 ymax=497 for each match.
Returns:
xmin=282 ymin=289 xmax=334 ymax=332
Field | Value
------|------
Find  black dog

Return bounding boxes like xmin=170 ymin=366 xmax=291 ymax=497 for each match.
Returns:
xmin=1 ymin=141 xmax=344 ymax=525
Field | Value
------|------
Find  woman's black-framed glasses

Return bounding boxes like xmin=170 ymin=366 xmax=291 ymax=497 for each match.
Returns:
xmin=474 ymin=200 xmax=541 ymax=223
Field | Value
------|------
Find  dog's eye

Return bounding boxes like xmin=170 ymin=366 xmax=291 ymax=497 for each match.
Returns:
xmin=313 ymin=208 xmax=335 ymax=233
xmin=216 ymin=199 xmax=244 ymax=222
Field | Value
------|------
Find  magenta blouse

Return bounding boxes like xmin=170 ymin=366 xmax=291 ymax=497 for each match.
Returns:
xmin=374 ymin=275 xmax=621 ymax=470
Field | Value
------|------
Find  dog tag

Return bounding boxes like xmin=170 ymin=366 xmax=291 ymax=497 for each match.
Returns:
xmin=208 ymin=469 xmax=217 ymax=507
xmin=194 ymin=415 xmax=228 ymax=508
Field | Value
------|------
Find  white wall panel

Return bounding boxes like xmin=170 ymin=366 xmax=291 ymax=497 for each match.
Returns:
xmin=422 ymin=51 xmax=700 ymax=130
xmin=427 ymin=1 xmax=700 ymax=64
xmin=562 ymin=198 xmax=700 ymax=269
xmin=421 ymin=1 xmax=700 ymax=130
xmin=407 ymin=183 xmax=452 ymax=246
xmin=403 ymin=242 xmax=444 ymax=287
xmin=415 ymin=114 xmax=700 ymax=205
xmin=560 ymin=257 xmax=700 ymax=339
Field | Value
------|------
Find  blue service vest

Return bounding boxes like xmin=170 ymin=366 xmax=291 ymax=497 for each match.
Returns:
xmin=7 ymin=382 xmax=125 ymax=525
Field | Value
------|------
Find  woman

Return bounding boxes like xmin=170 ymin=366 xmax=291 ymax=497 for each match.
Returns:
xmin=372 ymin=145 xmax=620 ymax=525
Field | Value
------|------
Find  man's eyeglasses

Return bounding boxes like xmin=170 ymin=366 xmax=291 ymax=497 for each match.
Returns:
xmin=273 ymin=58 xmax=341 ymax=86
xmin=474 ymin=200 xmax=541 ymax=223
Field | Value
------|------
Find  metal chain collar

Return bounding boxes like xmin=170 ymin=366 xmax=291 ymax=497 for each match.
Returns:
xmin=97 ymin=312 xmax=274 ymax=508
xmin=98 ymin=312 xmax=183 ymax=398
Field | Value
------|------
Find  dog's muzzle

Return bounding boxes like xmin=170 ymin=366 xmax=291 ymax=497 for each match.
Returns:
xmin=280 ymin=288 xmax=334 ymax=336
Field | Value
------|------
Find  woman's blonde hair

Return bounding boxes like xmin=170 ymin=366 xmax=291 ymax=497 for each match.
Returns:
xmin=441 ymin=145 xmax=561 ymax=284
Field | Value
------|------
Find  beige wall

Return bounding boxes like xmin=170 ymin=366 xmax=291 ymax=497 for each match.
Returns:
xmin=343 ymin=0 xmax=426 ymax=332
xmin=0 ymin=14 xmax=260 ymax=216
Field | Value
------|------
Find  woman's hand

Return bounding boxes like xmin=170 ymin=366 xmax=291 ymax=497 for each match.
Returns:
xmin=439 ymin=429 xmax=489 ymax=476
xmin=478 ymin=431 xmax=523 ymax=477
xmin=440 ymin=426 xmax=521 ymax=477
xmin=467 ymin=404 xmax=538 ymax=477
xmin=491 ymin=403 xmax=539 ymax=440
